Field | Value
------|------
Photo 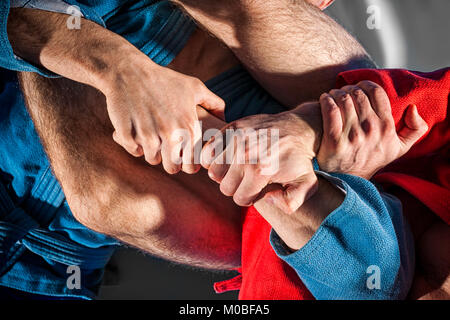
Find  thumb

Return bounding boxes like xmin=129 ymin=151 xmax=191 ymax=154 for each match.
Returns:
xmin=198 ymin=88 xmax=226 ymax=121
xmin=266 ymin=174 xmax=319 ymax=214
xmin=397 ymin=104 xmax=428 ymax=155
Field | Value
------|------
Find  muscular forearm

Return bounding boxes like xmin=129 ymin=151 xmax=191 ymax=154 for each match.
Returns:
xmin=19 ymin=73 xmax=241 ymax=270
xmin=172 ymin=0 xmax=374 ymax=106
xmin=7 ymin=8 xmax=152 ymax=92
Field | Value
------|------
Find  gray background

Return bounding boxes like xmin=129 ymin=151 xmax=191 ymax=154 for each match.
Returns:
xmin=98 ymin=0 xmax=450 ymax=300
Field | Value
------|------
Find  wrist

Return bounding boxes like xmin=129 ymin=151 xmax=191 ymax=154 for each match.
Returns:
xmin=290 ymin=102 xmax=323 ymax=156
xmin=95 ymin=47 xmax=163 ymax=100
xmin=277 ymin=175 xmax=345 ymax=251
xmin=82 ymin=42 xmax=150 ymax=92
xmin=9 ymin=8 xmax=152 ymax=93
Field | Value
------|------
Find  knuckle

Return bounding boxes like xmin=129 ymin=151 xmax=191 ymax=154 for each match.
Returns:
xmin=146 ymin=137 xmax=161 ymax=150
xmin=342 ymin=94 xmax=353 ymax=107
xmin=320 ymin=94 xmax=336 ymax=109
xmin=144 ymin=153 xmax=161 ymax=165
xmin=367 ymin=84 xmax=384 ymax=97
xmin=320 ymin=93 xmax=331 ymax=102
xmin=334 ymin=92 xmax=352 ymax=106
xmin=138 ymin=127 xmax=156 ymax=140
xmin=252 ymin=165 xmax=265 ymax=177
xmin=328 ymin=133 xmax=341 ymax=146
xmin=165 ymin=164 xmax=181 ymax=175
xmin=357 ymin=80 xmax=376 ymax=88
xmin=352 ymin=88 xmax=367 ymax=103
xmin=117 ymin=130 xmax=134 ymax=144
xmin=233 ymin=194 xmax=251 ymax=207
xmin=220 ymin=182 xmax=234 ymax=197
xmin=381 ymin=120 xmax=395 ymax=134
xmin=343 ymin=85 xmax=360 ymax=96
xmin=340 ymin=85 xmax=356 ymax=92
xmin=183 ymin=164 xmax=200 ymax=175
xmin=192 ymin=78 xmax=205 ymax=91
xmin=329 ymin=89 xmax=343 ymax=96
xmin=208 ymin=168 xmax=221 ymax=182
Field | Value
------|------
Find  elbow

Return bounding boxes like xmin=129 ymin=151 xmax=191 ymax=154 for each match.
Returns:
xmin=66 ymin=180 xmax=166 ymax=237
xmin=66 ymin=190 xmax=116 ymax=235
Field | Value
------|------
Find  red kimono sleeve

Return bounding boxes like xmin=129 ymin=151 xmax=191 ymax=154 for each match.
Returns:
xmin=218 ymin=68 xmax=450 ymax=300
xmin=336 ymin=68 xmax=450 ymax=224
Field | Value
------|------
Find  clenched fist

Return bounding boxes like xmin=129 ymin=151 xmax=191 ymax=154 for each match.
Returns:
xmin=317 ymin=81 xmax=428 ymax=179
xmin=102 ymin=52 xmax=225 ymax=174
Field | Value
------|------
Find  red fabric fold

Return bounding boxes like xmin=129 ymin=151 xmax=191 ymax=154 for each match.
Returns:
xmin=217 ymin=68 xmax=450 ymax=300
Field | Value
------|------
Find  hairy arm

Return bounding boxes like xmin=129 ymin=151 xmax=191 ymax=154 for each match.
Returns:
xmin=202 ymin=84 xmax=426 ymax=298
xmin=8 ymin=7 xmax=226 ymax=174
xmin=18 ymin=71 xmax=241 ymax=270
xmin=7 ymin=8 xmax=131 ymax=90
xmin=172 ymin=0 xmax=374 ymax=106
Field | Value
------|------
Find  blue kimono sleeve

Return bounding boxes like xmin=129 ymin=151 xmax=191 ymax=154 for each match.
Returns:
xmin=270 ymin=172 xmax=415 ymax=300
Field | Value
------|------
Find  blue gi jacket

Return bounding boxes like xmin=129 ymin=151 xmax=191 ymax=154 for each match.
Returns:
xmin=0 ymin=1 xmax=415 ymax=299
xmin=0 ymin=0 xmax=195 ymax=299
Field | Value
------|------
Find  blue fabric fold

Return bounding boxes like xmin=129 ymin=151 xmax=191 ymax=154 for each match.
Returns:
xmin=270 ymin=172 xmax=415 ymax=300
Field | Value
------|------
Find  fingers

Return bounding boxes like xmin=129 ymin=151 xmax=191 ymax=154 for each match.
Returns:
xmin=397 ymin=104 xmax=428 ymax=155
xmin=181 ymin=120 xmax=202 ymax=174
xmin=201 ymin=129 xmax=226 ymax=169
xmin=134 ymin=118 xmax=162 ymax=165
xmin=216 ymin=163 xmax=319 ymax=212
xmin=140 ymin=137 xmax=162 ymax=165
xmin=197 ymin=84 xmax=226 ymax=120
xmin=265 ymin=173 xmax=319 ymax=214
xmin=134 ymin=114 xmax=202 ymax=174
xmin=107 ymin=72 xmax=224 ymax=174
xmin=320 ymin=93 xmax=343 ymax=143
xmin=208 ymin=160 xmax=230 ymax=183
xmin=112 ymin=127 xmax=143 ymax=158
xmin=232 ymin=170 xmax=271 ymax=207
xmin=107 ymin=98 xmax=143 ymax=157
xmin=329 ymin=89 xmax=361 ymax=141
xmin=340 ymin=85 xmax=373 ymax=123
xmin=160 ymin=138 xmax=182 ymax=175
xmin=110 ymin=104 xmax=163 ymax=164
xmin=329 ymin=89 xmax=358 ymax=127
xmin=219 ymin=158 xmax=244 ymax=197
xmin=356 ymin=81 xmax=392 ymax=121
